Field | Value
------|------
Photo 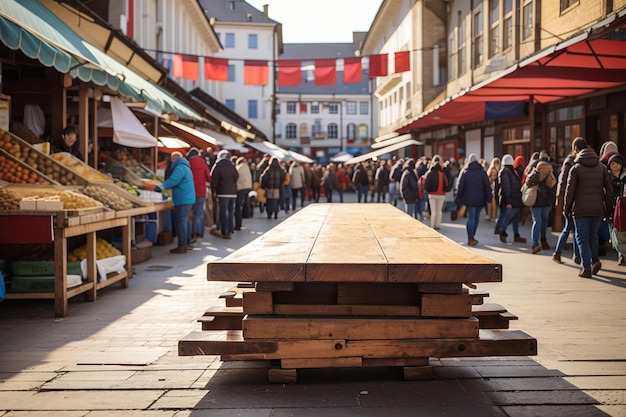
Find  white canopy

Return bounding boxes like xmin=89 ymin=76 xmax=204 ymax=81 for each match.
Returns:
xmin=200 ymin=128 xmax=247 ymax=153
xmin=371 ymin=133 xmax=413 ymax=149
xmin=246 ymin=140 xmax=314 ymax=163
xmin=169 ymin=121 xmax=222 ymax=146
xmin=105 ymin=96 xmax=158 ymax=148
xmin=345 ymin=139 xmax=423 ymax=165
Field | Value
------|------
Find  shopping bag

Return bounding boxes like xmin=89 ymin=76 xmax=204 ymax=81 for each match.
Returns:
xmin=613 ymin=196 xmax=626 ymax=232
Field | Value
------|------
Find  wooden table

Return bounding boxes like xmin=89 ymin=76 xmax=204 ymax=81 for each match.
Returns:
xmin=179 ymin=204 xmax=537 ymax=382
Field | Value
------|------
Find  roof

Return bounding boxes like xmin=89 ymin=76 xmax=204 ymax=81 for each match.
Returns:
xmin=199 ymin=0 xmax=279 ymax=25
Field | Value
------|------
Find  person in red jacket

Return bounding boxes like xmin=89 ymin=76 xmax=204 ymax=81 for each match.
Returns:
xmin=187 ymin=148 xmax=211 ymax=242
xmin=423 ymin=155 xmax=452 ymax=230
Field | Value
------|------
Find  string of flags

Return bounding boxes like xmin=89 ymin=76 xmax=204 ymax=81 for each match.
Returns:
xmin=162 ymin=51 xmax=412 ymax=85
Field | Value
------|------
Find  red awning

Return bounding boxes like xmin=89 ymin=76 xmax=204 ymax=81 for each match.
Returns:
xmin=399 ymin=32 xmax=626 ymax=132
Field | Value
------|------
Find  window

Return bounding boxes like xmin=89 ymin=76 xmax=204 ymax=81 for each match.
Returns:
xmin=359 ymin=101 xmax=369 ymax=115
xmin=300 ymin=103 xmax=307 ymax=113
xmin=227 ymin=64 xmax=235 ymax=81
xmin=274 ymin=121 xmax=282 ymax=138
xmin=489 ymin=0 xmax=500 ymax=58
xmin=346 ymin=101 xmax=357 ymax=115
xmin=328 ymin=123 xmax=338 ymax=139
xmin=358 ymin=124 xmax=368 ymax=140
xmin=286 ymin=123 xmax=297 ymax=139
xmin=503 ymin=0 xmax=513 ymax=50
xmin=329 ymin=102 xmax=339 ymax=114
xmin=225 ymin=99 xmax=235 ymax=111
xmin=433 ymin=43 xmax=447 ymax=86
xmin=248 ymin=34 xmax=258 ymax=49
xmin=275 ymin=102 xmax=281 ymax=115
xmin=522 ymin=1 xmax=533 ymax=40
xmin=473 ymin=3 xmax=484 ymax=68
xmin=311 ymin=102 xmax=320 ymax=114
xmin=286 ymin=102 xmax=296 ymax=114
xmin=347 ymin=123 xmax=356 ymax=140
xmin=248 ymin=100 xmax=258 ymax=119
xmin=299 ymin=123 xmax=308 ymax=137
xmin=560 ymin=0 xmax=578 ymax=12
xmin=225 ymin=33 xmax=235 ymax=48
xmin=458 ymin=11 xmax=466 ymax=77
xmin=448 ymin=30 xmax=456 ymax=80
xmin=312 ymin=120 xmax=323 ymax=138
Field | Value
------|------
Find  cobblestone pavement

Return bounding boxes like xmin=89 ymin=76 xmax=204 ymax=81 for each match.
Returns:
xmin=1 ymin=192 xmax=625 ymax=416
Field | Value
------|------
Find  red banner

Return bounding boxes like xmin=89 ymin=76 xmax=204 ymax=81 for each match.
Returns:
xmin=173 ymin=54 xmax=199 ymax=81
xmin=278 ymin=60 xmax=302 ymax=86
xmin=394 ymin=51 xmax=410 ymax=73
xmin=368 ymin=54 xmax=388 ymax=78
xmin=343 ymin=57 xmax=363 ymax=84
xmin=315 ymin=59 xmax=336 ymax=86
xmin=204 ymin=57 xmax=229 ymax=81
xmin=244 ymin=60 xmax=269 ymax=85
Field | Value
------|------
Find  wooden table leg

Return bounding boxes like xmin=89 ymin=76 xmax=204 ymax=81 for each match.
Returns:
xmin=86 ymin=231 xmax=97 ymax=301
xmin=122 ymin=220 xmax=131 ymax=288
xmin=54 ymin=228 xmax=68 ymax=317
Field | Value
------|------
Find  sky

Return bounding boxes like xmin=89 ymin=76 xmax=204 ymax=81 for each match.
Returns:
xmin=246 ymin=0 xmax=382 ymax=43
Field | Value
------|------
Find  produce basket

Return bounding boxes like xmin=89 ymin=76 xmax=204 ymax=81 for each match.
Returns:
xmin=0 ymin=149 xmax=57 ymax=185
xmin=49 ymin=152 xmax=113 ymax=183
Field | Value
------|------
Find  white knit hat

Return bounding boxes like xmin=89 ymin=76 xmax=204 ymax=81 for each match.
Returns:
xmin=501 ymin=154 xmax=514 ymax=166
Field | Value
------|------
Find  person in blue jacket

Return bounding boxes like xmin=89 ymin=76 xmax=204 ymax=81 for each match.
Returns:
xmin=155 ymin=151 xmax=195 ymax=254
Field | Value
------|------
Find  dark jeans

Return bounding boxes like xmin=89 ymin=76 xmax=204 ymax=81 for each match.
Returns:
xmin=235 ymin=189 xmax=250 ymax=229
xmin=218 ymin=197 xmax=235 ymax=235
xmin=530 ymin=206 xmax=551 ymax=245
xmin=192 ymin=196 xmax=206 ymax=236
xmin=291 ymin=187 xmax=304 ymax=209
xmin=466 ymin=206 xmax=481 ymax=240
xmin=174 ymin=204 xmax=192 ymax=247
xmin=499 ymin=206 xmax=520 ymax=236
xmin=356 ymin=183 xmax=368 ymax=203
xmin=311 ymin=185 xmax=320 ymax=203
xmin=555 ymin=215 xmax=579 ymax=258
xmin=574 ymin=216 xmax=601 ymax=269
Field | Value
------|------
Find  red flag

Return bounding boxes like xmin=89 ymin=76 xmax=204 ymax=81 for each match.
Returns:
xmin=244 ymin=60 xmax=268 ymax=85
xmin=368 ymin=53 xmax=388 ymax=78
xmin=204 ymin=57 xmax=229 ymax=81
xmin=343 ymin=57 xmax=362 ymax=83
xmin=315 ymin=59 xmax=336 ymax=86
xmin=172 ymin=54 xmax=199 ymax=81
xmin=394 ymin=51 xmax=410 ymax=73
xmin=278 ymin=60 xmax=302 ymax=86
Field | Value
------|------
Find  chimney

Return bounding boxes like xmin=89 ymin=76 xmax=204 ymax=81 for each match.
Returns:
xmin=263 ymin=4 xmax=269 ymax=21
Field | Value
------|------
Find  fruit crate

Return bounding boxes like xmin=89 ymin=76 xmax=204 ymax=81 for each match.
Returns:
xmin=10 ymin=274 xmax=82 ymax=292
xmin=11 ymin=261 xmax=83 ymax=277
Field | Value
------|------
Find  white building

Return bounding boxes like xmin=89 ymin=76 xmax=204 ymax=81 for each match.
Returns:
xmin=200 ymin=0 xmax=283 ymax=141
xmin=276 ymin=34 xmax=377 ymax=162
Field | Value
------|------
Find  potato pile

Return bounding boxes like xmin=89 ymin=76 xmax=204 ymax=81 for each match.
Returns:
xmin=0 ymin=186 xmax=22 ymax=210
xmin=50 ymin=153 xmax=112 ymax=183
xmin=59 ymin=190 xmax=102 ymax=209
xmin=81 ymin=185 xmax=133 ymax=211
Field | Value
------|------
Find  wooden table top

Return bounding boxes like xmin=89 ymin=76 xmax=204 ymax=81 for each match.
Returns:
xmin=207 ymin=204 xmax=502 ymax=284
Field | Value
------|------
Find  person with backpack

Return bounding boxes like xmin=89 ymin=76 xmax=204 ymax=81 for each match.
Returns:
xmin=524 ymin=159 xmax=556 ymax=254
xmin=423 ymin=155 xmax=452 ymax=230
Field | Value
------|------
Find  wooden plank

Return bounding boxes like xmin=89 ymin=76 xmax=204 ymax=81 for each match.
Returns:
xmin=202 ymin=305 xmax=244 ymax=317
xmin=242 ymin=316 xmax=479 ymax=340
xmin=403 ymin=365 xmax=434 ymax=380
xmin=243 ymin=291 xmax=273 ymax=315
xmin=280 ymin=357 xmax=362 ymax=369
xmin=273 ymin=304 xmax=421 ymax=317
xmin=337 ymin=283 xmax=420 ymax=305
xmin=273 ymin=282 xmax=337 ymax=305
xmin=418 ymin=283 xmax=463 ymax=293
xmin=471 ymin=303 xmax=507 ymax=315
xmin=268 ymin=368 xmax=297 ymax=384
xmin=363 ymin=357 xmax=429 ymax=367
xmin=469 ymin=288 xmax=489 ymax=305
xmin=421 ymin=294 xmax=471 ymax=317
xmin=178 ymin=329 xmax=536 ymax=360
xmin=225 ymin=295 xmax=243 ymax=307
xmin=200 ymin=316 xmax=243 ymax=331
xmin=256 ymin=282 xmax=294 ymax=292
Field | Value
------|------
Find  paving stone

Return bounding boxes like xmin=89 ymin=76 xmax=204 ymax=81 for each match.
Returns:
xmin=502 ymin=405 xmax=619 ymax=417
xmin=0 ymin=390 xmax=163 ymax=410
xmin=3 ymin=412 xmax=88 ymax=417
xmin=85 ymin=411 xmax=176 ymax=417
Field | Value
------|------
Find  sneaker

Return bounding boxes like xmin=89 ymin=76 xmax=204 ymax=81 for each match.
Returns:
xmin=552 ymin=253 xmax=563 ymax=264
xmin=170 ymin=246 xmax=187 ymax=254
xmin=591 ymin=261 xmax=602 ymax=275
xmin=210 ymin=228 xmax=223 ymax=238
xmin=573 ymin=255 xmax=581 ymax=265
xmin=578 ymin=268 xmax=592 ymax=278
xmin=222 ymin=233 xmax=232 ymax=240
xmin=468 ymin=238 xmax=479 ymax=246
xmin=532 ymin=244 xmax=541 ymax=254
xmin=541 ymin=241 xmax=550 ymax=250
xmin=514 ymin=236 xmax=527 ymax=244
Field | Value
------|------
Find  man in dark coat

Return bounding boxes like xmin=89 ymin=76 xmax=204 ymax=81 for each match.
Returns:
xmin=456 ymin=153 xmax=492 ymax=246
xmin=210 ymin=150 xmax=239 ymax=239
xmin=497 ymin=154 xmax=526 ymax=244
xmin=564 ymin=137 xmax=613 ymax=278
xmin=552 ymin=140 xmax=581 ymax=264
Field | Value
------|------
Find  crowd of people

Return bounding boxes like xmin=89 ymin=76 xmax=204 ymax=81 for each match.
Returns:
xmin=153 ymin=138 xmax=625 ymax=279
